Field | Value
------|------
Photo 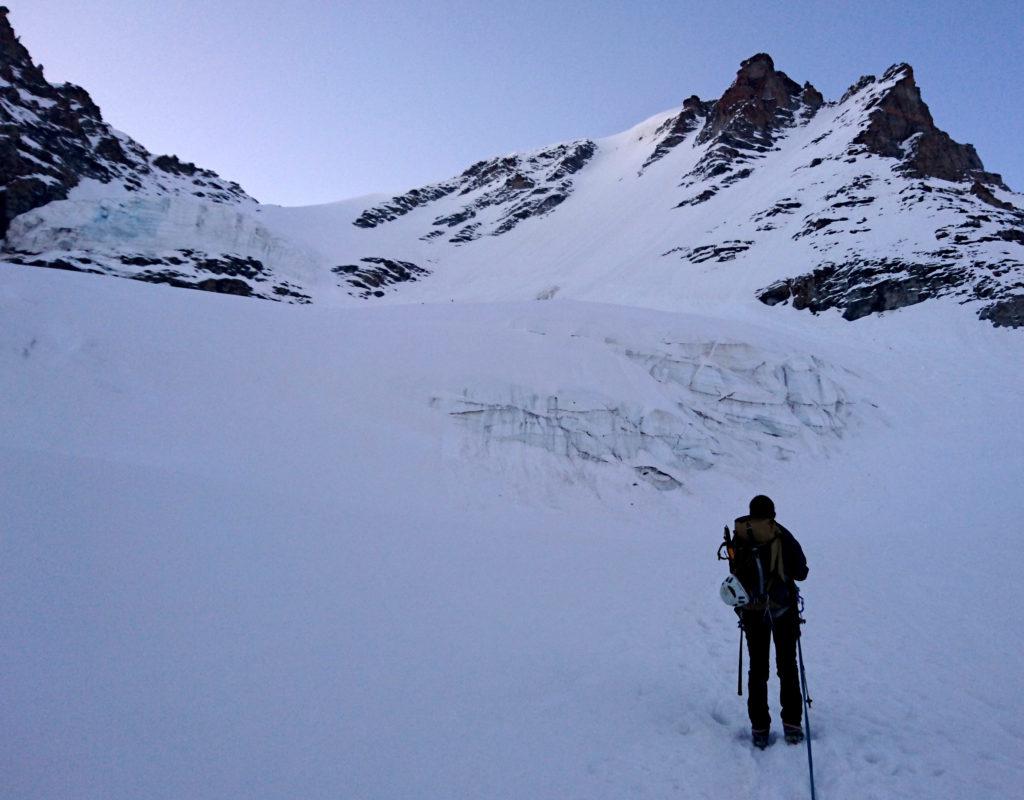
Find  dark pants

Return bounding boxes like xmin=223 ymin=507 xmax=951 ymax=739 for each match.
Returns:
xmin=741 ymin=607 xmax=802 ymax=731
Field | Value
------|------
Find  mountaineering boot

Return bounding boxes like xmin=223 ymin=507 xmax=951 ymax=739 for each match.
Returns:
xmin=783 ymin=724 xmax=804 ymax=745
xmin=751 ymin=728 xmax=770 ymax=749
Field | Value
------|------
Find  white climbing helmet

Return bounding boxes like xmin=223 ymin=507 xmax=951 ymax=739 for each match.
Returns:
xmin=720 ymin=574 xmax=750 ymax=607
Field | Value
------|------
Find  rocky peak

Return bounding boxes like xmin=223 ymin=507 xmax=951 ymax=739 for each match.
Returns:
xmin=698 ymin=53 xmax=804 ymax=144
xmin=801 ymin=81 xmax=824 ymax=110
xmin=682 ymin=94 xmax=705 ymax=114
xmin=678 ymin=55 xmax=817 ymax=190
xmin=852 ymin=63 xmax=1002 ymax=186
xmin=853 ymin=65 xmax=936 ymax=155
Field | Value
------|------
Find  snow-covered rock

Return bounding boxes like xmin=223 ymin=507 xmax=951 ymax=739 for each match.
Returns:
xmin=1 ymin=13 xmax=1022 ymax=325
xmin=0 ymin=8 xmax=250 ymax=237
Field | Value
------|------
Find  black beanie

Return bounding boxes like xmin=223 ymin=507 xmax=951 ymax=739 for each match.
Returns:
xmin=749 ymin=495 xmax=776 ymax=519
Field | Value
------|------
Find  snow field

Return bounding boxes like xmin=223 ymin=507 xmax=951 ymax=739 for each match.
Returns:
xmin=2 ymin=265 xmax=1023 ymax=799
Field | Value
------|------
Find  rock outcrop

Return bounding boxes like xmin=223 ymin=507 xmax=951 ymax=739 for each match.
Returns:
xmin=332 ymin=257 xmax=429 ymax=298
xmin=354 ymin=140 xmax=596 ymax=241
xmin=674 ymin=54 xmax=825 ymax=201
xmin=850 ymin=64 xmax=1005 ymax=186
xmin=697 ymin=53 xmax=806 ymax=144
xmin=640 ymin=95 xmax=709 ymax=170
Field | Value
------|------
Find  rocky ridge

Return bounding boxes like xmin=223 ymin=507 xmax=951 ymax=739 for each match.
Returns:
xmin=0 ymin=8 xmax=313 ymax=300
xmin=745 ymin=63 xmax=1024 ymax=325
xmin=0 ymin=9 xmax=1021 ymax=327
xmin=353 ymin=140 xmax=596 ymax=242
xmin=0 ymin=7 xmax=250 ymax=239
xmin=849 ymin=63 xmax=1003 ymax=186
xmin=639 ymin=54 xmax=1023 ymax=325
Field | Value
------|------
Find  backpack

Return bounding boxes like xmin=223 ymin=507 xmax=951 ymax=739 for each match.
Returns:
xmin=729 ymin=515 xmax=791 ymax=611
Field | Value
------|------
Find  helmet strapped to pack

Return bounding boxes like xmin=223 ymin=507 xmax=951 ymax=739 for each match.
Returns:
xmin=720 ymin=574 xmax=751 ymax=607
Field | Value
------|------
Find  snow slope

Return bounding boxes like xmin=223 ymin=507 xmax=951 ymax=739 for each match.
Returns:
xmin=3 ymin=264 xmax=1022 ymax=799
xmin=6 ymin=54 xmax=1023 ymax=325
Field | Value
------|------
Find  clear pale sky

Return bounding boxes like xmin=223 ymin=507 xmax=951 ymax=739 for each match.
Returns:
xmin=13 ymin=0 xmax=1023 ymax=206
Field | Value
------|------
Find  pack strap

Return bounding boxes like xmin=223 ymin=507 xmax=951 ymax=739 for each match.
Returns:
xmin=768 ymin=534 xmax=787 ymax=584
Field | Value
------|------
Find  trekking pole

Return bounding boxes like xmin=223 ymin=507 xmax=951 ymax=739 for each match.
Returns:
xmin=797 ymin=613 xmax=817 ymax=800
xmin=737 ymin=619 xmax=744 ymax=696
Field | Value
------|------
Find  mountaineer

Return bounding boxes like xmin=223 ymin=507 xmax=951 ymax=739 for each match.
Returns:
xmin=721 ymin=494 xmax=808 ymax=749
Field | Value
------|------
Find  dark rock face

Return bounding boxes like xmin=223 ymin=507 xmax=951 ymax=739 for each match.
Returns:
xmin=664 ymin=55 xmax=1009 ymax=228
xmin=752 ymin=198 xmax=802 ymax=230
xmin=970 ymin=181 xmax=1017 ymax=211
xmin=676 ymin=188 xmax=717 ymax=207
xmin=449 ymin=222 xmax=482 ymax=243
xmin=840 ymin=74 xmax=877 ymax=104
xmin=332 ymin=257 xmax=429 ymax=298
xmin=0 ymin=9 xmax=286 ymax=304
xmin=851 ymin=64 xmax=1003 ymax=186
xmin=794 ymin=216 xmax=849 ymax=238
xmin=0 ymin=7 xmax=249 ymax=237
xmin=663 ymin=240 xmax=753 ymax=264
xmin=801 ymin=82 xmax=824 ymax=110
xmin=353 ymin=184 xmax=459 ymax=229
xmin=670 ymin=54 xmax=823 ymax=203
xmin=978 ymin=296 xmax=1024 ymax=327
xmin=134 ymin=273 xmax=254 ymax=297
xmin=755 ymin=154 xmax=1024 ymax=329
xmin=354 ymin=141 xmax=596 ymax=239
xmin=2 ymin=248 xmax=311 ymax=302
xmin=758 ymin=255 xmax=1024 ymax=327
xmin=641 ymin=95 xmax=709 ymax=171
xmin=698 ymin=54 xmax=804 ymax=144
xmin=758 ymin=258 xmax=969 ymax=319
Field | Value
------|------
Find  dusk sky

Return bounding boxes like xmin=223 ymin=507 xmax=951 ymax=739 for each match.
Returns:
xmin=15 ymin=1 xmax=1023 ymax=206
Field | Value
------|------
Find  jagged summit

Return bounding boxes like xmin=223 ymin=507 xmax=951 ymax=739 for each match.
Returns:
xmin=666 ymin=53 xmax=1000 ymax=191
xmin=0 ymin=18 xmax=1022 ymax=326
xmin=844 ymin=62 xmax=1001 ymax=186
xmin=700 ymin=53 xmax=809 ymax=142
